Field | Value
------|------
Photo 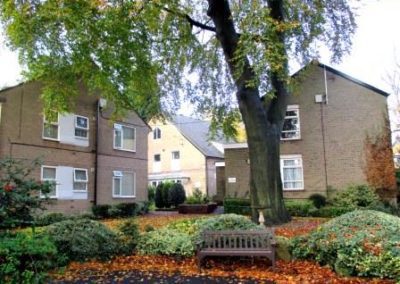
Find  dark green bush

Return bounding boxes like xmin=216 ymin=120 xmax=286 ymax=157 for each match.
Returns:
xmin=308 ymin=194 xmax=327 ymax=209
xmin=45 ymin=219 xmax=120 ymax=261
xmin=0 ymin=232 xmax=64 ymax=283
xmin=35 ymin=212 xmax=67 ymax=226
xmin=162 ymin=182 xmax=173 ymax=208
xmin=168 ymin=183 xmax=186 ymax=207
xmin=312 ymin=206 xmax=352 ymax=217
xmin=155 ymin=183 xmax=166 ymax=208
xmin=118 ymin=219 xmax=140 ymax=254
xmin=196 ymin=214 xmax=260 ymax=233
xmin=284 ymin=200 xmax=317 ymax=217
xmin=148 ymin=185 xmax=156 ymax=203
xmin=330 ymin=184 xmax=381 ymax=209
xmin=136 ymin=201 xmax=150 ymax=215
xmin=223 ymin=198 xmax=251 ymax=215
xmin=91 ymin=204 xmax=111 ymax=219
xmin=291 ymin=210 xmax=400 ymax=280
xmin=115 ymin=202 xmax=137 ymax=217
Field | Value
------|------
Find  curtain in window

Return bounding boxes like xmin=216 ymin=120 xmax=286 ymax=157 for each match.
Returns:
xmin=121 ymin=173 xmax=134 ymax=196
xmin=123 ymin=127 xmax=135 ymax=150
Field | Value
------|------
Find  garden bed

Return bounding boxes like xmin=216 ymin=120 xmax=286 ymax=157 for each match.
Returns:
xmin=178 ymin=203 xmax=218 ymax=214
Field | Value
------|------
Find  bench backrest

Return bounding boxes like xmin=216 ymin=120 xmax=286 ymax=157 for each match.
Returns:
xmin=200 ymin=229 xmax=274 ymax=250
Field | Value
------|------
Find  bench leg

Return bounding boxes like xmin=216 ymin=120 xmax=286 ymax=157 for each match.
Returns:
xmin=197 ymin=255 xmax=205 ymax=272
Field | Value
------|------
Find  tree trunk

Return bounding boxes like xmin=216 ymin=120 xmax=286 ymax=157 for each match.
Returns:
xmin=207 ymin=0 xmax=291 ymax=225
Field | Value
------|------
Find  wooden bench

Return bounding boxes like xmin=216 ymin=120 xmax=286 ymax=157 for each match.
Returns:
xmin=196 ymin=229 xmax=276 ymax=270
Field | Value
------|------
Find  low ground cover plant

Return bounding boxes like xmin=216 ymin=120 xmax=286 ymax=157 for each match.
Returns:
xmin=185 ymin=188 xmax=210 ymax=204
xmin=291 ymin=210 xmax=400 ymax=280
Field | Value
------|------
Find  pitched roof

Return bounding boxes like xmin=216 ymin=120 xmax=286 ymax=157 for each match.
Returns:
xmin=171 ymin=115 xmax=225 ymax=158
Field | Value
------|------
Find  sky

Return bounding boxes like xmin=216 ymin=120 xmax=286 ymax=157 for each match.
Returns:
xmin=0 ymin=0 xmax=399 ymax=106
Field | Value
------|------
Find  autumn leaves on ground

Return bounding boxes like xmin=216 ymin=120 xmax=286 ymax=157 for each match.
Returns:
xmin=50 ymin=214 xmax=393 ymax=284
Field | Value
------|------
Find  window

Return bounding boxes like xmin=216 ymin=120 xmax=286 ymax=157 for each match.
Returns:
xmin=73 ymin=168 xmax=88 ymax=191
xmin=280 ymin=155 xmax=304 ymax=190
xmin=154 ymin=154 xmax=161 ymax=162
xmin=113 ymin=171 xmax=135 ymax=197
xmin=114 ymin=124 xmax=136 ymax=151
xmin=281 ymin=105 xmax=300 ymax=140
xmin=41 ymin=166 xmax=57 ymax=198
xmin=43 ymin=112 xmax=59 ymax=140
xmin=172 ymin=151 xmax=180 ymax=160
xmin=75 ymin=116 xmax=89 ymax=139
xmin=153 ymin=127 xmax=161 ymax=140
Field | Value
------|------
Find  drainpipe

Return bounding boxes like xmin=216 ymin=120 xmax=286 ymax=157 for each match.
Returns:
xmin=93 ymin=100 xmax=100 ymax=205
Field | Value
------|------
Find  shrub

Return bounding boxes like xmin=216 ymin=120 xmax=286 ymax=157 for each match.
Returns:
xmin=185 ymin=188 xmax=209 ymax=204
xmin=91 ymin=204 xmax=111 ymax=219
xmin=155 ymin=183 xmax=165 ymax=208
xmin=168 ymin=183 xmax=186 ymax=207
xmin=330 ymin=184 xmax=381 ymax=209
xmin=115 ymin=202 xmax=137 ymax=217
xmin=136 ymin=201 xmax=150 ymax=215
xmin=0 ymin=232 xmax=64 ymax=283
xmin=118 ymin=219 xmax=140 ymax=254
xmin=166 ymin=218 xmax=205 ymax=236
xmin=137 ymin=228 xmax=194 ymax=257
xmin=162 ymin=182 xmax=173 ymax=208
xmin=35 ymin=212 xmax=67 ymax=226
xmin=223 ymin=198 xmax=251 ymax=215
xmin=197 ymin=214 xmax=260 ymax=233
xmin=312 ymin=206 xmax=352 ymax=218
xmin=291 ymin=210 xmax=400 ymax=280
xmin=0 ymin=158 xmax=54 ymax=229
xmin=45 ymin=219 xmax=120 ymax=261
xmin=284 ymin=200 xmax=317 ymax=217
xmin=148 ymin=185 xmax=156 ymax=203
xmin=308 ymin=194 xmax=327 ymax=209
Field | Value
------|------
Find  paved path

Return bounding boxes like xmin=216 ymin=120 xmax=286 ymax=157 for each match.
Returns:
xmin=51 ymin=270 xmax=274 ymax=284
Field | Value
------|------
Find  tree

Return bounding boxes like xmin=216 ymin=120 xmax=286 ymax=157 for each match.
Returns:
xmin=0 ymin=1 xmax=356 ymax=224
xmin=168 ymin=182 xmax=186 ymax=208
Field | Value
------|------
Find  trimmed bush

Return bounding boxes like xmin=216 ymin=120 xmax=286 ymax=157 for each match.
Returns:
xmin=0 ymin=232 xmax=64 ymax=283
xmin=148 ymin=185 xmax=156 ymax=203
xmin=136 ymin=201 xmax=150 ymax=215
xmin=308 ymin=194 xmax=327 ymax=209
xmin=330 ymin=184 xmax=381 ymax=209
xmin=284 ymin=200 xmax=317 ymax=217
xmin=312 ymin=206 xmax=352 ymax=218
xmin=115 ymin=202 xmax=137 ymax=217
xmin=197 ymin=214 xmax=260 ymax=233
xmin=45 ymin=219 xmax=120 ymax=261
xmin=224 ymin=198 xmax=251 ymax=215
xmin=168 ymin=183 xmax=186 ymax=208
xmin=118 ymin=219 xmax=140 ymax=254
xmin=291 ymin=210 xmax=400 ymax=280
xmin=35 ymin=212 xmax=67 ymax=226
xmin=137 ymin=228 xmax=194 ymax=257
xmin=155 ymin=182 xmax=173 ymax=209
xmin=91 ymin=204 xmax=111 ymax=219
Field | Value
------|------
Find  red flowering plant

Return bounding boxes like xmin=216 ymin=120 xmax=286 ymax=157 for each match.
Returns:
xmin=0 ymin=157 xmax=54 ymax=229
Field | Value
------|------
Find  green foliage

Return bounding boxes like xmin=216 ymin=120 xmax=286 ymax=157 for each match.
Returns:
xmin=0 ymin=158 xmax=53 ymax=229
xmin=308 ymin=194 xmax=327 ymax=209
xmin=223 ymin=198 xmax=251 ymax=215
xmin=168 ymin=183 xmax=186 ymax=208
xmin=0 ymin=232 xmax=64 ymax=283
xmin=330 ymin=184 xmax=381 ymax=209
xmin=166 ymin=218 xmax=206 ymax=236
xmin=137 ymin=228 xmax=194 ymax=257
xmin=154 ymin=182 xmax=173 ymax=209
xmin=196 ymin=214 xmax=260 ymax=233
xmin=312 ymin=206 xmax=352 ymax=218
xmin=276 ymin=236 xmax=292 ymax=261
xmin=118 ymin=219 xmax=140 ymax=255
xmin=148 ymin=185 xmax=156 ymax=203
xmin=284 ymin=200 xmax=317 ymax=217
xmin=136 ymin=201 xmax=150 ymax=215
xmin=115 ymin=203 xmax=137 ymax=217
xmin=34 ymin=212 xmax=67 ymax=226
xmin=291 ymin=210 xmax=400 ymax=280
xmin=185 ymin=188 xmax=209 ymax=205
xmin=91 ymin=204 xmax=111 ymax=219
xmin=45 ymin=219 xmax=121 ymax=261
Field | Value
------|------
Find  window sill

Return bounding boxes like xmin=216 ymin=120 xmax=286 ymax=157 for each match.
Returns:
xmin=113 ymin=148 xmax=136 ymax=153
xmin=73 ymin=190 xmax=88 ymax=193
xmin=74 ymin=136 xmax=89 ymax=140
xmin=283 ymin=189 xmax=304 ymax=191
xmin=43 ymin=137 xmax=60 ymax=142
xmin=281 ymin=138 xmax=301 ymax=142
xmin=112 ymin=195 xmax=136 ymax=199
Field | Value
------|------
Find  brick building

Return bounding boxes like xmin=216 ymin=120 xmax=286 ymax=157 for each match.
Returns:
xmin=222 ymin=62 xmax=392 ymax=200
xmin=148 ymin=116 xmax=225 ymax=197
xmin=0 ymin=81 xmax=150 ymax=214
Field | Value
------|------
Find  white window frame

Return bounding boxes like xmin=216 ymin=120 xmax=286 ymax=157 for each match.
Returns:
xmin=281 ymin=105 xmax=301 ymax=140
xmin=112 ymin=171 xmax=136 ymax=198
xmin=280 ymin=155 xmax=304 ymax=191
xmin=172 ymin=151 xmax=180 ymax=160
xmin=41 ymin=166 xmax=58 ymax=198
xmin=73 ymin=168 xmax=88 ymax=192
xmin=113 ymin=123 xmax=136 ymax=152
xmin=42 ymin=112 xmax=60 ymax=141
xmin=74 ymin=115 xmax=89 ymax=139
xmin=153 ymin=127 xmax=161 ymax=140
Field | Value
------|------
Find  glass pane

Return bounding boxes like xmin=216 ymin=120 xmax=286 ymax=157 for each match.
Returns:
xmin=113 ymin=178 xmax=121 ymax=195
xmin=74 ymin=182 xmax=87 ymax=191
xmin=121 ymin=173 xmax=134 ymax=196
xmin=282 ymin=118 xmax=298 ymax=131
xmin=286 ymin=110 xmax=298 ymax=117
xmin=283 ymin=159 xmax=295 ymax=166
xmin=43 ymin=167 xmax=56 ymax=179
xmin=76 ymin=117 xmax=88 ymax=128
xmin=75 ymin=170 xmax=87 ymax=181
xmin=44 ymin=124 xmax=58 ymax=139
xmin=114 ymin=130 xmax=122 ymax=148
xmin=154 ymin=154 xmax=161 ymax=162
xmin=75 ymin=129 xmax=88 ymax=138
xmin=172 ymin=151 xmax=180 ymax=159
xmin=123 ymin=127 xmax=135 ymax=150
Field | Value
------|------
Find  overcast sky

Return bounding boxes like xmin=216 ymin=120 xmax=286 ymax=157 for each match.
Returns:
xmin=1 ymin=0 xmax=399 ymax=99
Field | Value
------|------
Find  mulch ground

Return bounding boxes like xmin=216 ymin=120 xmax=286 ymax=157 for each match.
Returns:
xmin=49 ymin=214 xmax=394 ymax=284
